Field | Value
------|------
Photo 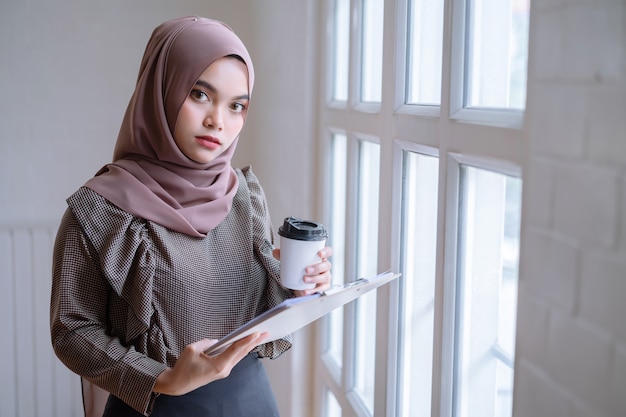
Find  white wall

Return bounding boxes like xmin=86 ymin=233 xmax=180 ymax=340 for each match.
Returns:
xmin=0 ymin=1 xmax=313 ymax=416
xmin=516 ymin=1 xmax=626 ymax=416
xmin=234 ymin=0 xmax=319 ymax=230
xmin=0 ymin=0 xmax=256 ymax=227
xmin=234 ymin=2 xmax=320 ymax=416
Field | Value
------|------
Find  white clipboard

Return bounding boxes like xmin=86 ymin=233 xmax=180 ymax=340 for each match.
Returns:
xmin=204 ymin=271 xmax=401 ymax=356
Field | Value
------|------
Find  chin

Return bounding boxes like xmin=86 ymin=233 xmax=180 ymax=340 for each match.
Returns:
xmin=188 ymin=150 xmax=218 ymax=164
xmin=193 ymin=157 xmax=215 ymax=164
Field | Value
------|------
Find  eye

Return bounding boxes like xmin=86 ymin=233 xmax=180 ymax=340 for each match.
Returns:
xmin=231 ymin=102 xmax=247 ymax=113
xmin=190 ymin=89 xmax=209 ymax=101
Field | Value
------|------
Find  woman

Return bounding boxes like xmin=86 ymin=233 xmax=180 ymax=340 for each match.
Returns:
xmin=50 ymin=16 xmax=332 ymax=417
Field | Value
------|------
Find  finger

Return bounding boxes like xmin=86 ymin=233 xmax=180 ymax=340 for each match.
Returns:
xmin=227 ymin=333 xmax=266 ymax=364
xmin=313 ymin=275 xmax=332 ymax=289
xmin=190 ymin=338 xmax=219 ymax=353
xmin=208 ymin=333 xmax=267 ymax=377
xmin=293 ymin=282 xmax=329 ymax=296
xmin=295 ymin=272 xmax=332 ymax=296
xmin=272 ymin=248 xmax=281 ymax=260
xmin=228 ymin=332 xmax=268 ymax=356
xmin=303 ymin=271 xmax=331 ymax=286
xmin=208 ymin=334 xmax=260 ymax=371
xmin=238 ymin=331 xmax=268 ymax=346
xmin=318 ymin=246 xmax=333 ymax=258
xmin=305 ymin=260 xmax=332 ymax=276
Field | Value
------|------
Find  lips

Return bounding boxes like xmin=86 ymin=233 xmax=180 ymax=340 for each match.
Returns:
xmin=195 ymin=135 xmax=221 ymax=150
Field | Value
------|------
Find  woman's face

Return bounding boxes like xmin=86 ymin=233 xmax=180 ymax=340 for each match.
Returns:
xmin=173 ymin=57 xmax=250 ymax=164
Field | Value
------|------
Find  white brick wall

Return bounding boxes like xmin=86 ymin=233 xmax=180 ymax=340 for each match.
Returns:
xmin=580 ymin=252 xmax=626 ymax=340
xmin=517 ymin=0 xmax=626 ymax=416
xmin=552 ymin=163 xmax=619 ymax=247
xmin=612 ymin=344 xmax=626 ymax=416
xmin=522 ymin=229 xmax=579 ymax=311
xmin=620 ymin=181 xmax=626 ymax=255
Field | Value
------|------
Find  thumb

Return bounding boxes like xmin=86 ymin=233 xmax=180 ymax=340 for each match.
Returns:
xmin=272 ymin=248 xmax=281 ymax=260
xmin=191 ymin=338 xmax=218 ymax=353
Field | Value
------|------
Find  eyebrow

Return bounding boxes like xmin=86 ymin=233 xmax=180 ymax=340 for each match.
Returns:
xmin=195 ymin=80 xmax=249 ymax=101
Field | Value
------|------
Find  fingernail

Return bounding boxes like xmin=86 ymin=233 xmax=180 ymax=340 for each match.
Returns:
xmin=320 ymin=250 xmax=327 ymax=258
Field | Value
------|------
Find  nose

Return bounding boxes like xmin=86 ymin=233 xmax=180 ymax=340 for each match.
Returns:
xmin=203 ymin=106 xmax=224 ymax=131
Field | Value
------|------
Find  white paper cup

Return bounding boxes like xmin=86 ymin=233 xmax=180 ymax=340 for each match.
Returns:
xmin=278 ymin=217 xmax=328 ymax=290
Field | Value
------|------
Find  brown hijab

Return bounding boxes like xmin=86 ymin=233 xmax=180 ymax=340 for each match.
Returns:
xmin=85 ymin=16 xmax=254 ymax=237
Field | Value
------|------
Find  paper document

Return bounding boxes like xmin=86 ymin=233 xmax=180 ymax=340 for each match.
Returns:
xmin=205 ymin=271 xmax=401 ymax=356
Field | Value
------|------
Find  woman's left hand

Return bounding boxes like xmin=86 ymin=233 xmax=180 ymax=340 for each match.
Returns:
xmin=273 ymin=246 xmax=333 ymax=296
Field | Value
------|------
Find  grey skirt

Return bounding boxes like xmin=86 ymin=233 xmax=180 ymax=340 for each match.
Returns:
xmin=102 ymin=354 xmax=280 ymax=417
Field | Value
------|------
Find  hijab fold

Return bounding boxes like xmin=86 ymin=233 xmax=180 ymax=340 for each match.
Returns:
xmin=85 ymin=16 xmax=254 ymax=237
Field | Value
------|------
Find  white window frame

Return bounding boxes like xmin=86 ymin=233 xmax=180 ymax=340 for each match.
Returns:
xmin=387 ymin=140 xmax=440 ymax=417
xmin=440 ymin=153 xmax=522 ymax=417
xmin=314 ymin=0 xmax=527 ymax=416
xmin=449 ymin=0 xmax=526 ymax=128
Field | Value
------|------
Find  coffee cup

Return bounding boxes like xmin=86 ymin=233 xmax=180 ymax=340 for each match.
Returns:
xmin=278 ymin=217 xmax=328 ymax=290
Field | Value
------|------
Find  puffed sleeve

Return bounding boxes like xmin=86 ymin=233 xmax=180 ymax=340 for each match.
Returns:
xmin=240 ymin=166 xmax=295 ymax=359
xmin=50 ymin=190 xmax=167 ymax=415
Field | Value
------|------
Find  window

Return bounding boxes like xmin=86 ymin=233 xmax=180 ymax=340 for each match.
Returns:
xmin=326 ymin=132 xmax=348 ymax=368
xmin=360 ymin=0 xmax=384 ymax=103
xmin=397 ymin=149 xmax=439 ymax=417
xmin=465 ymin=0 xmax=530 ymax=110
xmin=406 ymin=0 xmax=444 ymax=106
xmin=331 ymin=0 xmax=350 ymax=102
xmin=325 ymin=389 xmax=342 ymax=417
xmin=452 ymin=162 xmax=522 ymax=417
xmin=322 ymin=135 xmax=382 ymax=415
xmin=450 ymin=0 xmax=530 ymax=126
xmin=316 ymin=0 xmax=528 ymax=416
xmin=352 ymin=139 xmax=380 ymax=413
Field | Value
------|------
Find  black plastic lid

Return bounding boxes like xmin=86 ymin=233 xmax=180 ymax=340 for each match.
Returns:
xmin=278 ymin=217 xmax=328 ymax=241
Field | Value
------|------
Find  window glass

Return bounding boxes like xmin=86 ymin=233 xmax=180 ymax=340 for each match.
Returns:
xmin=465 ymin=0 xmax=530 ymax=109
xmin=332 ymin=0 xmax=350 ymax=102
xmin=353 ymin=140 xmax=380 ymax=413
xmin=319 ymin=1 xmax=527 ymax=416
xmin=326 ymin=133 xmax=348 ymax=367
xmin=325 ymin=389 xmax=342 ymax=417
xmin=360 ymin=0 xmax=384 ymax=103
xmin=454 ymin=166 xmax=521 ymax=417
xmin=406 ymin=0 xmax=444 ymax=105
xmin=397 ymin=151 xmax=439 ymax=416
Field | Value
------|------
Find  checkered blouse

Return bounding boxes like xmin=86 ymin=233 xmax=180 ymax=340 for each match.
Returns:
xmin=50 ymin=167 xmax=293 ymax=415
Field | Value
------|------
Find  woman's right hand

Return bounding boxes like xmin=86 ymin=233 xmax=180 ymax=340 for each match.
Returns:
xmin=153 ymin=332 xmax=268 ymax=396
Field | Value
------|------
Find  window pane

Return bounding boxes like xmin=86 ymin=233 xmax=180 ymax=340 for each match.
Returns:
xmin=353 ymin=140 xmax=380 ymax=413
xmin=454 ymin=166 xmax=521 ymax=417
xmin=326 ymin=133 xmax=348 ymax=367
xmin=466 ymin=0 xmax=530 ymax=109
xmin=398 ymin=151 xmax=439 ymax=417
xmin=332 ymin=0 xmax=350 ymax=102
xmin=406 ymin=0 xmax=444 ymax=105
xmin=325 ymin=388 xmax=343 ymax=417
xmin=360 ymin=0 xmax=384 ymax=103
